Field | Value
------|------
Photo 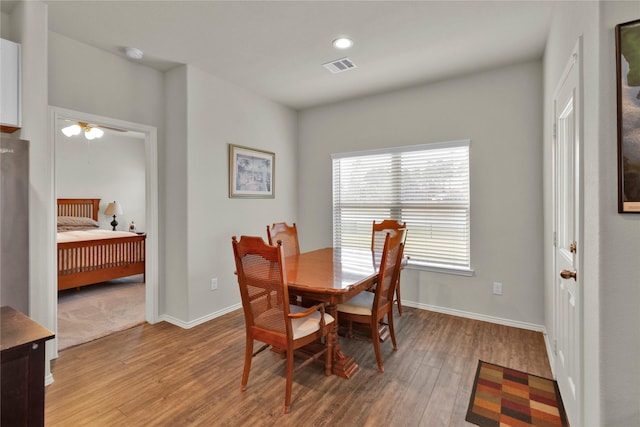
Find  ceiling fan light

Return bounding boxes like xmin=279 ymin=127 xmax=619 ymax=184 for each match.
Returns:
xmin=61 ymin=124 xmax=81 ymax=137
xmin=92 ymin=127 xmax=104 ymax=138
xmin=85 ymin=127 xmax=104 ymax=140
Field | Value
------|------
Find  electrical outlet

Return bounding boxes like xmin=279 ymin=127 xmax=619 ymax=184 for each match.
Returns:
xmin=492 ymin=281 xmax=503 ymax=296
xmin=210 ymin=278 xmax=218 ymax=291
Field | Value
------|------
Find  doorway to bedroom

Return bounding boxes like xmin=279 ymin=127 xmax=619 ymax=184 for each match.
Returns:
xmin=51 ymin=106 xmax=159 ymax=352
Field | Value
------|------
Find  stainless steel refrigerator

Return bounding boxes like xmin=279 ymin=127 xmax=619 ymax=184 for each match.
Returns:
xmin=0 ymin=136 xmax=29 ymax=313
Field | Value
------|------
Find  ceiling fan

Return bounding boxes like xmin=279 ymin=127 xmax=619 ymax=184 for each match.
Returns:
xmin=60 ymin=120 xmax=126 ymax=140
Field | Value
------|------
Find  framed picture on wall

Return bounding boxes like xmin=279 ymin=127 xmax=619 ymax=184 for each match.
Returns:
xmin=615 ymin=18 xmax=640 ymax=213
xmin=229 ymin=144 xmax=275 ymax=198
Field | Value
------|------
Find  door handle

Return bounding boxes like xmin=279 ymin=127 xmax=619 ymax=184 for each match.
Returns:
xmin=560 ymin=269 xmax=577 ymax=281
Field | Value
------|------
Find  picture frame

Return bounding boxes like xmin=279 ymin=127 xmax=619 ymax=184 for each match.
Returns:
xmin=615 ymin=19 xmax=640 ymax=213
xmin=229 ymin=144 xmax=275 ymax=198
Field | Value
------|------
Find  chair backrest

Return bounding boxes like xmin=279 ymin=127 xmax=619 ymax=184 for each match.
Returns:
xmin=232 ymin=236 xmax=292 ymax=339
xmin=371 ymin=219 xmax=407 ymax=252
xmin=267 ymin=222 xmax=300 ymax=258
xmin=373 ymin=230 xmax=406 ymax=313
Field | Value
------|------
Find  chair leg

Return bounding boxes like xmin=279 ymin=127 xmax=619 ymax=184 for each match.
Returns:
xmin=284 ymin=350 xmax=294 ymax=414
xmin=371 ymin=318 xmax=384 ymax=373
xmin=241 ymin=335 xmax=253 ymax=391
xmin=346 ymin=320 xmax=354 ymax=339
xmin=388 ymin=311 xmax=398 ymax=351
xmin=395 ymin=278 xmax=403 ymax=316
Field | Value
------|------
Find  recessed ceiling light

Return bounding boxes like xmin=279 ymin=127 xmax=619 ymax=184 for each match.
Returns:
xmin=332 ymin=37 xmax=353 ymax=49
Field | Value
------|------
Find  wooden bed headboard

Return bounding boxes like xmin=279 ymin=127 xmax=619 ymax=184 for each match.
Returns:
xmin=57 ymin=198 xmax=101 ymax=221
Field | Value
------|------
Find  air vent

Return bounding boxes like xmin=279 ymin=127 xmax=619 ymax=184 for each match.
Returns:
xmin=322 ymin=57 xmax=357 ymax=74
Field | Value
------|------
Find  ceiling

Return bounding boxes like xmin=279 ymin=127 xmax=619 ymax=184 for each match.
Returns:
xmin=6 ymin=1 xmax=555 ymax=110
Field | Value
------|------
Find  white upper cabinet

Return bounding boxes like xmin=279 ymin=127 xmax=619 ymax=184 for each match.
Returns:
xmin=1 ymin=38 xmax=21 ymax=132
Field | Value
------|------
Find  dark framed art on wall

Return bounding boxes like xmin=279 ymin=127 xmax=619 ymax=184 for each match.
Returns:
xmin=616 ymin=18 xmax=640 ymax=213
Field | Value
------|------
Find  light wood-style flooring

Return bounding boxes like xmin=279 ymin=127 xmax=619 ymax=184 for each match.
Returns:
xmin=45 ymin=307 xmax=552 ymax=426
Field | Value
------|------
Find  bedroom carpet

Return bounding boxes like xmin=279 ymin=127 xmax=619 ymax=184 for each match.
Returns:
xmin=466 ymin=360 xmax=569 ymax=427
xmin=57 ymin=275 xmax=145 ymax=351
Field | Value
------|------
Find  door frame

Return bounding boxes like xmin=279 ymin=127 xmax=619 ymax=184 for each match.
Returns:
xmin=48 ymin=106 xmax=159 ymax=357
xmin=551 ymin=38 xmax=584 ymax=425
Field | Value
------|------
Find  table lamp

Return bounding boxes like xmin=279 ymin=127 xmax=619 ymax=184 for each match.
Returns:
xmin=104 ymin=201 xmax=123 ymax=231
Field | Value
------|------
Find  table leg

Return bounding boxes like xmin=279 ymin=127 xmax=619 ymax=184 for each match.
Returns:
xmin=326 ymin=303 xmax=359 ymax=379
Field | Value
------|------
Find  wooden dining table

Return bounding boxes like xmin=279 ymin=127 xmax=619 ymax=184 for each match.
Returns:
xmin=284 ymin=247 xmax=379 ymax=379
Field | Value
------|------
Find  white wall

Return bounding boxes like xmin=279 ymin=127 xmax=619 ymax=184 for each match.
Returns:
xmin=162 ymin=64 xmax=298 ymax=323
xmin=162 ymin=66 xmax=189 ymax=321
xmin=55 ymin=127 xmax=146 ymax=231
xmin=0 ymin=11 xmax=10 ymax=36
xmin=599 ymin=3 xmax=640 ymax=425
xmin=48 ymin=32 xmax=164 ymax=130
xmin=299 ymin=60 xmax=545 ymax=327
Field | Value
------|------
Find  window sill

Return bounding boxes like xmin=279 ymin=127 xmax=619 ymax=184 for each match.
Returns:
xmin=406 ymin=262 xmax=474 ymax=277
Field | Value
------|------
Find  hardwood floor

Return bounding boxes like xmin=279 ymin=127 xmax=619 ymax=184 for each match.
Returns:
xmin=45 ymin=307 xmax=552 ymax=426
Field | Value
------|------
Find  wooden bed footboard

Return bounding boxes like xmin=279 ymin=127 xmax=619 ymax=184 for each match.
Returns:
xmin=57 ymin=234 xmax=146 ymax=291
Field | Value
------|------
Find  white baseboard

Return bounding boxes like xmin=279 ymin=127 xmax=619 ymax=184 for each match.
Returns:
xmin=159 ymin=303 xmax=241 ymax=329
xmin=402 ymin=300 xmax=546 ymax=333
xmin=545 ymin=332 xmax=556 ymax=378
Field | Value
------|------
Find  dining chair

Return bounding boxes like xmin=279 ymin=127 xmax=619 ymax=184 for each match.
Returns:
xmin=267 ymin=222 xmax=300 ymax=258
xmin=267 ymin=222 xmax=303 ymax=305
xmin=231 ymin=235 xmax=334 ymax=414
xmin=338 ymin=229 xmax=406 ymax=373
xmin=372 ymin=219 xmax=407 ymax=315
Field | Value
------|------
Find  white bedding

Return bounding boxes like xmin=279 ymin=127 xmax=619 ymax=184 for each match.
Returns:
xmin=57 ymin=229 xmax=137 ymax=243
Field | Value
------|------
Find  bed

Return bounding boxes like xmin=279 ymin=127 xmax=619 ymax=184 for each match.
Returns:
xmin=57 ymin=198 xmax=146 ymax=291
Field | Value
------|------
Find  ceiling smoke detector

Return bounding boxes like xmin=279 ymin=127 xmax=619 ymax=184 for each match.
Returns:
xmin=125 ymin=47 xmax=144 ymax=60
xmin=322 ymin=57 xmax=357 ymax=74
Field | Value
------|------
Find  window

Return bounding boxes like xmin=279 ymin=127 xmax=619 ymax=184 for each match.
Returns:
xmin=332 ymin=140 xmax=471 ymax=275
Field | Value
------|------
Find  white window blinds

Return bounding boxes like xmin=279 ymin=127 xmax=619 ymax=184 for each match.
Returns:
xmin=332 ymin=140 xmax=471 ymax=272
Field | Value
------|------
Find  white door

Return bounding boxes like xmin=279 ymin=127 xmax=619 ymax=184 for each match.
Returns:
xmin=553 ymin=42 xmax=582 ymax=425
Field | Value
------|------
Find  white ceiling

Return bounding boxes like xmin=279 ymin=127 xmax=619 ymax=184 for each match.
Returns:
xmin=12 ymin=1 xmax=555 ymax=110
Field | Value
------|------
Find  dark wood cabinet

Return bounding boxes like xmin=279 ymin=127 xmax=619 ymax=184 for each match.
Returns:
xmin=1 ymin=306 xmax=54 ymax=426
